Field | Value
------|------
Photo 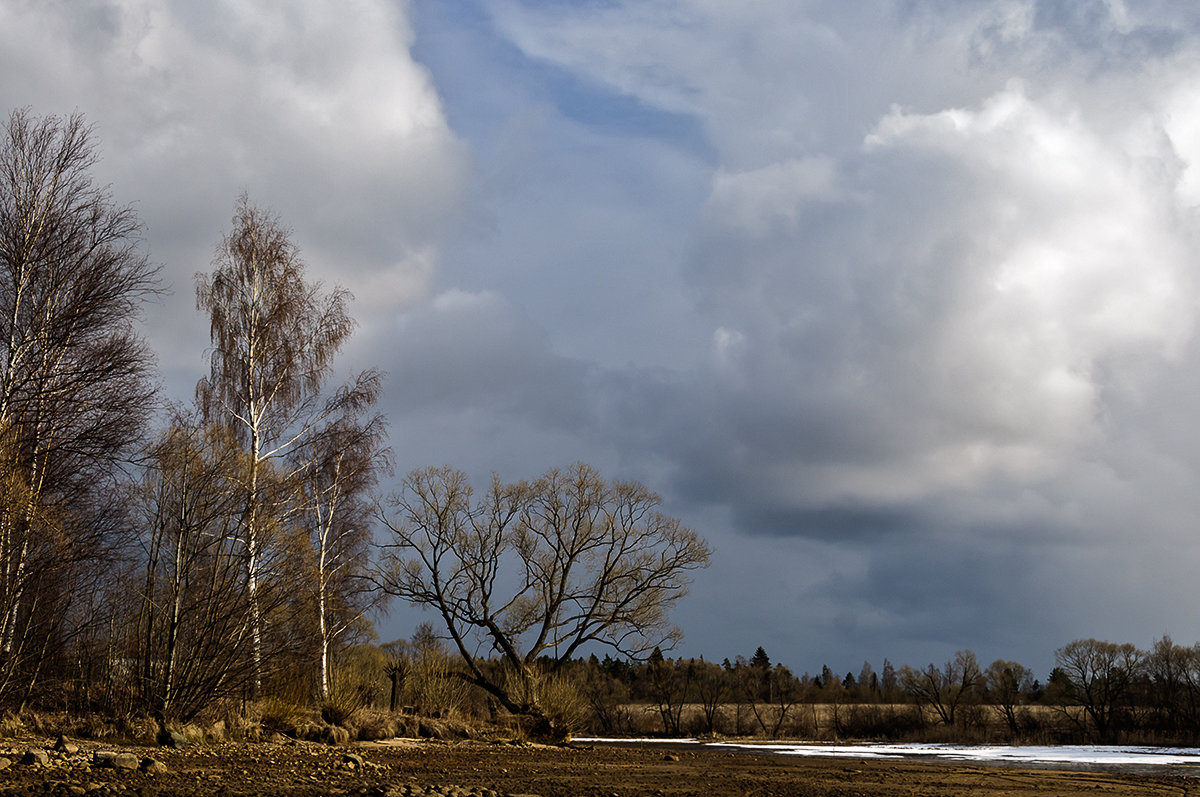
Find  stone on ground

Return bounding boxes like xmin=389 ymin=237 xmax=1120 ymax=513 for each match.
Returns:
xmin=20 ymin=749 xmax=48 ymax=766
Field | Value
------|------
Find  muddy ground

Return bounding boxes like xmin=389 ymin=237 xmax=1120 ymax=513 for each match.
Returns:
xmin=0 ymin=734 xmax=1191 ymax=796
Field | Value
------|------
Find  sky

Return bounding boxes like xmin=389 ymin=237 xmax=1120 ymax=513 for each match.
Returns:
xmin=3 ymin=0 xmax=1200 ymax=680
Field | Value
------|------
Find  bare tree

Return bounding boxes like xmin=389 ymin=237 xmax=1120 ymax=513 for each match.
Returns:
xmin=1054 ymin=638 xmax=1142 ymax=742
xmin=375 ymin=462 xmax=711 ymax=738
xmin=731 ymin=658 xmax=803 ymax=738
xmin=0 ymin=109 xmax=159 ymax=704
xmin=856 ymin=660 xmax=878 ymax=701
xmin=693 ymin=658 xmax=728 ymax=734
xmin=1145 ymin=635 xmax=1200 ymax=738
xmin=579 ymin=656 xmax=632 ymax=734
xmin=743 ymin=663 xmax=802 ymax=738
xmin=646 ymin=651 xmax=692 ymax=736
xmin=985 ymin=659 xmax=1031 ymax=737
xmin=134 ymin=410 xmax=259 ymax=721
xmin=196 ymin=194 xmax=378 ymax=695
xmin=899 ymin=650 xmax=982 ymax=727
xmin=293 ymin=395 xmax=387 ymax=702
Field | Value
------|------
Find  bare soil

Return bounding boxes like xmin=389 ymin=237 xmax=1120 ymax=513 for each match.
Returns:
xmin=0 ymin=734 xmax=1190 ymax=796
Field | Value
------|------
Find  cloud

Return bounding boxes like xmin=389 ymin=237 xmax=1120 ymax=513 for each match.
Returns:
xmin=470 ymin=0 xmax=1200 ymax=668
xmin=630 ymin=80 xmax=1187 ymax=539
xmin=385 ymin=289 xmax=587 ymax=417
xmin=0 ymin=0 xmax=470 ymax=392
xmin=497 ymin=3 xmax=1199 ymax=518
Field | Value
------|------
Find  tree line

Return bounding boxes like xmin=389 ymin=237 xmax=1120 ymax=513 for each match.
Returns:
xmin=279 ymin=630 xmax=1200 ymax=746
xmin=563 ymin=637 xmax=1200 ymax=745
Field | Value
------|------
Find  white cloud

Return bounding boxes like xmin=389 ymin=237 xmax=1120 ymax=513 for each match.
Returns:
xmin=708 ymin=158 xmax=842 ymax=236
xmin=649 ymin=59 xmax=1196 ymax=515
xmin=0 ymin=0 xmax=471 ymax=394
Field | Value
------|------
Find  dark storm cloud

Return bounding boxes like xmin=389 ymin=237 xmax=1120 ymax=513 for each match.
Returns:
xmin=477 ymin=0 xmax=1200 ymax=669
xmin=383 ymin=289 xmax=591 ymax=426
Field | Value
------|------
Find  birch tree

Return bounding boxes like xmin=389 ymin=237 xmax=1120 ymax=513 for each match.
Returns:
xmin=293 ymin=391 xmax=387 ymax=701
xmin=0 ymin=109 xmax=158 ymax=703
xmin=196 ymin=194 xmax=377 ymax=695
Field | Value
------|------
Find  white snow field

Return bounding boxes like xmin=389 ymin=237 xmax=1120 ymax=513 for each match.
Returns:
xmin=576 ymin=739 xmax=1200 ymax=771
xmin=713 ymin=742 xmax=1200 ymax=767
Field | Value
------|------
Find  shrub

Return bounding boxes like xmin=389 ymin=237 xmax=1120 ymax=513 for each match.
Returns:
xmin=0 ymin=713 xmax=26 ymax=738
xmin=535 ymin=672 xmax=588 ymax=738
xmin=260 ymin=695 xmax=307 ymax=734
xmin=346 ymin=709 xmax=399 ymax=741
xmin=404 ymin=651 xmax=465 ymax=717
xmin=177 ymin=723 xmax=208 ymax=745
xmin=321 ymin=724 xmax=350 ymax=745
xmin=838 ymin=704 xmax=926 ymax=740
xmin=321 ymin=675 xmax=367 ymax=727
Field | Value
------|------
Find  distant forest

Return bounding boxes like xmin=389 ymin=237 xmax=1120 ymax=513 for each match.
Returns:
xmin=554 ymin=636 xmax=1200 ymax=745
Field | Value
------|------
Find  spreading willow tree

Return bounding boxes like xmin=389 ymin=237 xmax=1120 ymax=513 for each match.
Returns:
xmin=0 ymin=109 xmax=159 ymax=704
xmin=196 ymin=196 xmax=382 ymax=697
xmin=376 ymin=462 xmax=711 ymax=739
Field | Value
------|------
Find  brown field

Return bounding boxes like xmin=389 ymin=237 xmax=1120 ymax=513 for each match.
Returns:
xmin=0 ymin=732 xmax=1190 ymax=796
xmin=0 ymin=702 xmax=1178 ymax=796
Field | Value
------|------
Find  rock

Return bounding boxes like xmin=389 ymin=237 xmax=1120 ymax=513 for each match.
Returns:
xmin=342 ymin=752 xmax=365 ymax=769
xmin=0 ymin=757 xmax=10 ymax=770
xmin=113 ymin=752 xmax=139 ymax=770
xmin=140 ymin=757 xmax=167 ymax=774
xmin=20 ymin=749 xmax=48 ymax=766
xmin=54 ymin=734 xmax=80 ymax=755
xmin=93 ymin=750 xmax=139 ymax=770
xmin=157 ymin=728 xmax=186 ymax=749
xmin=663 ymin=753 xmax=680 ymax=762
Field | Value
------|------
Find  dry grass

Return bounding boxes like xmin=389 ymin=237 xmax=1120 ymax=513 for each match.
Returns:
xmin=259 ymin=694 xmax=307 ymax=734
xmin=600 ymin=702 xmax=1088 ymax=744
xmin=0 ymin=699 xmax=1105 ymax=750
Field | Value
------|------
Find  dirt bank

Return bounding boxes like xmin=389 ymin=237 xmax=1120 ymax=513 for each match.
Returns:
xmin=0 ymin=734 xmax=1189 ymax=796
